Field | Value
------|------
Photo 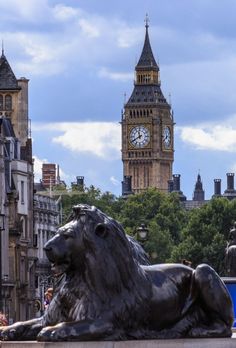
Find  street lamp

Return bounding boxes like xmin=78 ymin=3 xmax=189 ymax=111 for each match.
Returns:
xmin=0 ymin=214 xmax=5 ymax=312
xmin=136 ymin=223 xmax=149 ymax=245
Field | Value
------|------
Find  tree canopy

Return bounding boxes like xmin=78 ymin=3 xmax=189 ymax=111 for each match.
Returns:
xmin=59 ymin=186 xmax=235 ymax=274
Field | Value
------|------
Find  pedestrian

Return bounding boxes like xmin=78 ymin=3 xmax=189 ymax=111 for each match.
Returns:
xmin=0 ymin=312 xmax=8 ymax=326
xmin=44 ymin=287 xmax=53 ymax=311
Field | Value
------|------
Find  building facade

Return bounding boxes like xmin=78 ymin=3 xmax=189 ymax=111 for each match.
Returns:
xmin=121 ymin=20 xmax=174 ymax=195
xmin=42 ymin=163 xmax=57 ymax=189
xmin=0 ymin=50 xmax=35 ymax=322
xmin=33 ymin=193 xmax=59 ymax=316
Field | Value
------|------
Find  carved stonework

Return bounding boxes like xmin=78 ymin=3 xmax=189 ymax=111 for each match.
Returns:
xmin=122 ymin=23 xmax=174 ymax=194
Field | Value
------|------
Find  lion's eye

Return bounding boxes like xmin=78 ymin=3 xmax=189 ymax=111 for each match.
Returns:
xmin=63 ymin=231 xmax=75 ymax=239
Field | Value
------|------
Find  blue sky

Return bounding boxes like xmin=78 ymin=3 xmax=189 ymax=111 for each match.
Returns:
xmin=1 ymin=0 xmax=236 ymax=199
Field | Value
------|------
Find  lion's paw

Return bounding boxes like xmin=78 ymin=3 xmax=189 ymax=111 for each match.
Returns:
xmin=0 ymin=327 xmax=20 ymax=341
xmin=37 ymin=325 xmax=69 ymax=342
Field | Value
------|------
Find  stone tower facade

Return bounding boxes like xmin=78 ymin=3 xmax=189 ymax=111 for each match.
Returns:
xmin=121 ymin=20 xmax=174 ymax=195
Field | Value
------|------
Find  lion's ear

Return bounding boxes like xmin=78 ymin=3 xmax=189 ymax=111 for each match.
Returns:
xmin=95 ymin=223 xmax=109 ymax=238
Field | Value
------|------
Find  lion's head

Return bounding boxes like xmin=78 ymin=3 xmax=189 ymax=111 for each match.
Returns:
xmin=44 ymin=204 xmax=148 ymax=291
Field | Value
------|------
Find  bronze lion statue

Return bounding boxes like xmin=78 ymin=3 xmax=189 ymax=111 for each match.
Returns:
xmin=0 ymin=204 xmax=233 ymax=341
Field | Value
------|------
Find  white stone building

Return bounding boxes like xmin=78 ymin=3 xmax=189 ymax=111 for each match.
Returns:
xmin=33 ymin=192 xmax=59 ymax=315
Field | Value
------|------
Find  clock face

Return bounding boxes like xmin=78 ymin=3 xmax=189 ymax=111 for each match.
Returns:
xmin=129 ymin=125 xmax=150 ymax=148
xmin=163 ymin=126 xmax=171 ymax=148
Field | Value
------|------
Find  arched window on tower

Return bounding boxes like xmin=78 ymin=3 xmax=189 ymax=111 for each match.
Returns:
xmin=0 ymin=95 xmax=3 ymax=111
xmin=5 ymin=95 xmax=12 ymax=111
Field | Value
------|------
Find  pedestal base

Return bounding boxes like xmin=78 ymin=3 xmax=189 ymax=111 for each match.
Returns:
xmin=0 ymin=339 xmax=236 ymax=348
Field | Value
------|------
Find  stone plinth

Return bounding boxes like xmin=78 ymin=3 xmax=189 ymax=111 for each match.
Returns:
xmin=0 ymin=339 xmax=236 ymax=348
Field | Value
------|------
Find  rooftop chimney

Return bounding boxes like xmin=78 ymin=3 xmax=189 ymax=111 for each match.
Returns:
xmin=122 ymin=175 xmax=133 ymax=196
xmin=172 ymin=174 xmax=186 ymax=201
xmin=213 ymin=179 xmax=221 ymax=197
xmin=223 ymin=173 xmax=236 ymax=200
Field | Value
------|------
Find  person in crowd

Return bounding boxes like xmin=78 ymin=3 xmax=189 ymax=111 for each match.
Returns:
xmin=44 ymin=287 xmax=53 ymax=311
xmin=0 ymin=312 xmax=8 ymax=326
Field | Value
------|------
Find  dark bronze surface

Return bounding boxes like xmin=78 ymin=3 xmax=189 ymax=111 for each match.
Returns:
xmin=0 ymin=205 xmax=234 ymax=341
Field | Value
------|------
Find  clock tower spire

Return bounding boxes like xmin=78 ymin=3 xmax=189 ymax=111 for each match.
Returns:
xmin=121 ymin=18 xmax=174 ymax=195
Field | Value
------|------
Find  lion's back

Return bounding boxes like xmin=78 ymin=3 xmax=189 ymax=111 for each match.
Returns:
xmin=141 ymin=263 xmax=194 ymax=327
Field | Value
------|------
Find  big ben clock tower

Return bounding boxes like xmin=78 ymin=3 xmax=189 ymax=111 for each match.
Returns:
xmin=121 ymin=18 xmax=174 ymax=195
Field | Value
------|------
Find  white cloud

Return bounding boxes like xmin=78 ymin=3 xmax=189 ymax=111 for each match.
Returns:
xmin=79 ymin=18 xmax=100 ymax=38
xmin=0 ymin=0 xmax=50 ymax=22
xmin=4 ymin=31 xmax=67 ymax=76
xmin=33 ymin=155 xmax=48 ymax=182
xmin=98 ymin=67 xmax=133 ymax=81
xmin=117 ymin=27 xmax=143 ymax=48
xmin=32 ymin=122 xmax=121 ymax=159
xmin=110 ymin=176 xmax=120 ymax=186
xmin=0 ymin=1 xmax=144 ymax=77
xmin=177 ymin=116 xmax=236 ymax=152
xmin=52 ymin=4 xmax=80 ymax=22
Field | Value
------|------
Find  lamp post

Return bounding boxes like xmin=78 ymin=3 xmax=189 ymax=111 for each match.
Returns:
xmin=136 ymin=223 xmax=149 ymax=246
xmin=0 ymin=214 xmax=5 ymax=312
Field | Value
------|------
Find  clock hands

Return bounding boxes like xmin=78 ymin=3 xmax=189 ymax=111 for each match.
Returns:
xmin=131 ymin=131 xmax=142 ymax=143
xmin=129 ymin=126 xmax=150 ymax=148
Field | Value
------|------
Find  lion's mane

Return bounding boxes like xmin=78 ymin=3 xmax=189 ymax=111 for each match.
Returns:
xmin=44 ymin=205 xmax=151 ymax=332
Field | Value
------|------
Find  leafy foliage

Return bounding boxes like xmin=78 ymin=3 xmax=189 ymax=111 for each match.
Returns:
xmin=60 ymin=186 xmax=235 ymax=273
xmin=170 ymin=197 xmax=236 ymax=273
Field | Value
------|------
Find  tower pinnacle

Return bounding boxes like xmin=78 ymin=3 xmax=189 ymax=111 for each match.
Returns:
xmin=145 ymin=13 xmax=149 ymax=29
xmin=136 ymin=16 xmax=158 ymax=70
xmin=1 ymin=40 xmax=4 ymax=57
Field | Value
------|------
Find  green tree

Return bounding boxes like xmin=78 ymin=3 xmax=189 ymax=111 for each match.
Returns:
xmin=118 ymin=189 xmax=187 ymax=262
xmin=170 ymin=197 xmax=236 ymax=273
xmin=61 ymin=186 xmax=123 ymax=223
xmin=119 ymin=188 xmax=164 ymax=232
xmin=145 ymin=221 xmax=173 ymax=263
xmin=60 ymin=185 xmax=236 ymax=272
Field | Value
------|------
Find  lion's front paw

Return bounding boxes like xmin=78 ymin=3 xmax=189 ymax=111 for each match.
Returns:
xmin=37 ymin=325 xmax=69 ymax=342
xmin=0 ymin=326 xmax=24 ymax=341
xmin=37 ymin=327 xmax=54 ymax=341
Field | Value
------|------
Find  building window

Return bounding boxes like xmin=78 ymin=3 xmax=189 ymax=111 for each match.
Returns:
xmin=33 ymin=234 xmax=38 ymax=247
xmin=20 ymin=216 xmax=26 ymax=239
xmin=21 ymin=181 xmax=24 ymax=204
xmin=0 ymin=95 xmax=3 ymax=111
xmin=5 ymin=95 xmax=12 ymax=111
